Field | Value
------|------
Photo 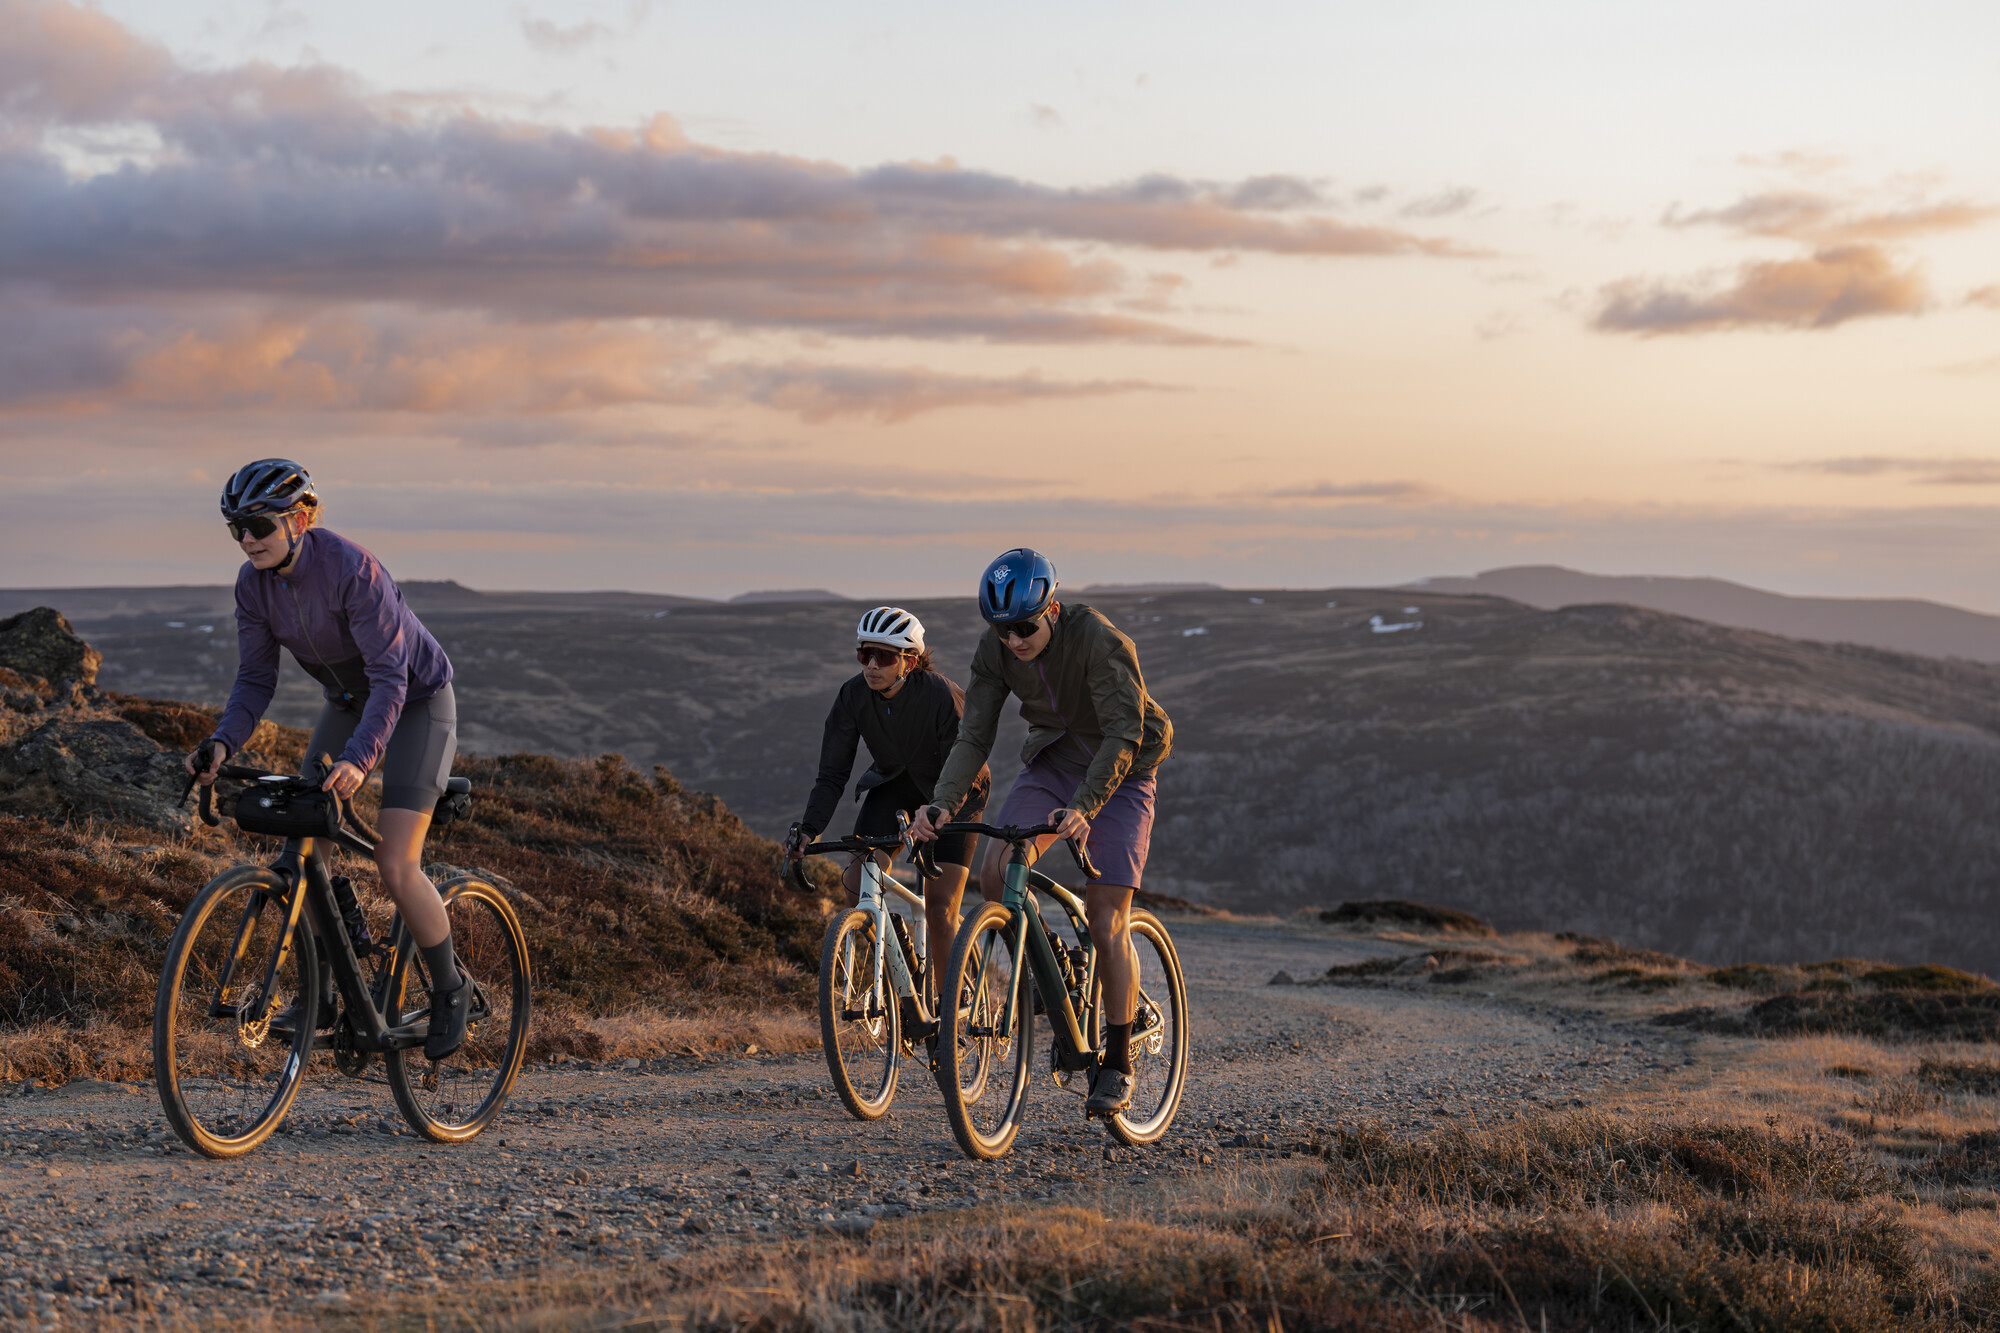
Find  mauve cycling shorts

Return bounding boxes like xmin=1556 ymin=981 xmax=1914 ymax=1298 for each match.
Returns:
xmin=305 ymin=683 xmax=458 ymax=813
xmin=995 ymin=753 xmax=1157 ymax=890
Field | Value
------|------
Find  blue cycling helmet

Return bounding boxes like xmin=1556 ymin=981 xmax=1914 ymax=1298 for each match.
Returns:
xmin=977 ymin=548 xmax=1059 ymax=624
xmin=221 ymin=459 xmax=317 ymax=521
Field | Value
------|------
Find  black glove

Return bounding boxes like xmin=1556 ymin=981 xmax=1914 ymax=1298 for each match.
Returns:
xmin=782 ymin=822 xmax=813 ymax=860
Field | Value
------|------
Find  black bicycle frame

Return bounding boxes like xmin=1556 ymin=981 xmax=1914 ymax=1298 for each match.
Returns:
xmin=209 ymin=832 xmax=425 ymax=1055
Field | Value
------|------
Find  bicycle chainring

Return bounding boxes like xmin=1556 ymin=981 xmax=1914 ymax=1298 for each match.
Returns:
xmin=332 ymin=1017 xmax=372 ymax=1078
xmin=1051 ymin=1040 xmax=1085 ymax=1095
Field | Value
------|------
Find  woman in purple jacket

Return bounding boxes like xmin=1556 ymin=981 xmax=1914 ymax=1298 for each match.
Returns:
xmin=183 ymin=459 xmax=470 ymax=1060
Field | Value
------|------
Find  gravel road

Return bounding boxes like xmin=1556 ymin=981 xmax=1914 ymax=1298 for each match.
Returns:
xmin=0 ymin=916 xmax=1703 ymax=1325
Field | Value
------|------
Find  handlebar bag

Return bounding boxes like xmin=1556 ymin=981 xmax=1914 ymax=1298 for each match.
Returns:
xmin=231 ymin=785 xmax=343 ymax=840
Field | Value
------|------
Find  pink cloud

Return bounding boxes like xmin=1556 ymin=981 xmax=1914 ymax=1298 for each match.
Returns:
xmin=1596 ymin=245 xmax=1928 ymax=334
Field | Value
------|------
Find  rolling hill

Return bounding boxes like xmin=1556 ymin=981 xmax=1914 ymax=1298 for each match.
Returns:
xmin=1411 ymin=565 xmax=2000 ymax=662
xmin=17 ymin=583 xmax=2000 ymax=975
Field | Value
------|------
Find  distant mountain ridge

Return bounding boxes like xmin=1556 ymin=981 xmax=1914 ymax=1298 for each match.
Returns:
xmin=1406 ymin=566 xmax=2000 ymax=664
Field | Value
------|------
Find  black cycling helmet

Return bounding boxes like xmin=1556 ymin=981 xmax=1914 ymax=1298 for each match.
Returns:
xmin=977 ymin=548 xmax=1058 ymax=624
xmin=220 ymin=459 xmax=317 ymax=521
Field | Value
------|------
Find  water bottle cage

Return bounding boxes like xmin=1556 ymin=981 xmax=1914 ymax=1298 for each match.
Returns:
xmin=330 ymin=874 xmax=375 ymax=958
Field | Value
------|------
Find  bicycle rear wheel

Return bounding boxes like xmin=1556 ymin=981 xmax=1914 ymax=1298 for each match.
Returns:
xmin=387 ymin=876 xmax=531 ymax=1142
xmin=938 ymin=901 xmax=1033 ymax=1160
xmin=153 ymin=867 xmax=318 ymax=1159
xmin=819 ymin=908 xmax=900 ymax=1118
xmin=1106 ymin=908 xmax=1189 ymax=1147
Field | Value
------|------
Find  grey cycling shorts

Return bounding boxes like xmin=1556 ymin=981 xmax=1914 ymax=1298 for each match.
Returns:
xmin=305 ymin=683 xmax=458 ymax=813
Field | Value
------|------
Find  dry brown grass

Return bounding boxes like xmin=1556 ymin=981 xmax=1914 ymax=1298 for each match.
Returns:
xmin=152 ymin=1109 xmax=2000 ymax=1333
xmin=2 ymin=695 xmax=848 ymax=1085
xmin=584 ymin=1006 xmax=821 ymax=1060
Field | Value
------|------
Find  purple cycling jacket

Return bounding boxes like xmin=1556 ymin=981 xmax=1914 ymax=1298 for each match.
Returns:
xmin=207 ymin=528 xmax=453 ymax=773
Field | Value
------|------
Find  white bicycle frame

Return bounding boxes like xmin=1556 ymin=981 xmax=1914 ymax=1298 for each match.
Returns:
xmin=849 ymin=854 xmax=928 ymax=1015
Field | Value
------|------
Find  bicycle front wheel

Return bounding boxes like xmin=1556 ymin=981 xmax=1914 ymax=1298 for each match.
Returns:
xmin=939 ymin=901 xmax=1033 ymax=1160
xmin=152 ymin=866 xmax=318 ymax=1159
xmin=387 ymin=876 xmax=532 ymax=1142
xmin=1106 ymin=908 xmax=1190 ymax=1147
xmin=819 ymin=908 xmax=900 ymax=1119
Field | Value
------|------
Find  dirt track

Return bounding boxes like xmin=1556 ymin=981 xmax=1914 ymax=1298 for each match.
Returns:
xmin=0 ymin=914 xmax=1702 ymax=1326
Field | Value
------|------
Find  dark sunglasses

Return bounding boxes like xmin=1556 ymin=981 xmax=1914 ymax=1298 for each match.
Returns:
xmin=997 ymin=618 xmax=1045 ymax=641
xmin=226 ymin=514 xmax=283 ymax=541
xmin=856 ymin=646 xmax=909 ymax=668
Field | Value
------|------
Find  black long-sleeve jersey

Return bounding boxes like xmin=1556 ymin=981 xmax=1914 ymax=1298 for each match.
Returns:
xmin=799 ymin=669 xmax=991 ymax=835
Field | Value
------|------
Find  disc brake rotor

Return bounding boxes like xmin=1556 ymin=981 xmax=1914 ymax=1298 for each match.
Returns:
xmin=235 ymin=991 xmax=271 ymax=1049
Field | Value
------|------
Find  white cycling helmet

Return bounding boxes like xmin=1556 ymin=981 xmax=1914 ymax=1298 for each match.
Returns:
xmin=856 ymin=605 xmax=925 ymax=653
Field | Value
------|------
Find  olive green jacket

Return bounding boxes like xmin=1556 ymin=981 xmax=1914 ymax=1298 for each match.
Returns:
xmin=931 ymin=602 xmax=1172 ymax=821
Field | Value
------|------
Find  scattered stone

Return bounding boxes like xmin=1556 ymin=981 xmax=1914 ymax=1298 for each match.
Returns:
xmin=782 ymin=1166 xmax=800 ymax=1179
xmin=821 ymin=1215 xmax=875 ymax=1237
xmin=622 ymin=1058 xmax=641 ymax=1070
xmin=732 ymin=1166 xmax=754 ymax=1178
xmin=1268 ymin=970 xmax=1296 ymax=986
xmin=838 ymin=1159 xmax=862 ymax=1177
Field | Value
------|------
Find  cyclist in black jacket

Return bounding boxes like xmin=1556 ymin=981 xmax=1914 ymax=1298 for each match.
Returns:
xmin=786 ymin=607 xmax=990 ymax=1010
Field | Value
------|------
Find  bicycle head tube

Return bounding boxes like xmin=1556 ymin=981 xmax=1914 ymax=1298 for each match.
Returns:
xmin=1001 ymin=849 xmax=1033 ymax=910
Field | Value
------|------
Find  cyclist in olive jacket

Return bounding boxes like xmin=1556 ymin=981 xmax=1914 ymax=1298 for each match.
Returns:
xmin=912 ymin=549 xmax=1172 ymax=1115
xmin=785 ymin=607 xmax=990 ymax=1013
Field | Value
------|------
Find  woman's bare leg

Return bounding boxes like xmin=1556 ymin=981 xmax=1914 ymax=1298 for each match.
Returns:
xmin=374 ymin=807 xmax=448 ymax=948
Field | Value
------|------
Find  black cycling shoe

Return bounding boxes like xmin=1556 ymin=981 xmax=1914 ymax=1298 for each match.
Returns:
xmin=1084 ymin=1067 xmax=1134 ymax=1116
xmin=270 ymin=988 xmax=337 ymax=1036
xmin=423 ymin=976 xmax=474 ymax=1061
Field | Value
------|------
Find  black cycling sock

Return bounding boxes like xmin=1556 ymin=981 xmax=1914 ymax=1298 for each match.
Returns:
xmin=1105 ymin=1021 xmax=1133 ymax=1076
xmin=421 ymin=938 xmax=463 ymax=996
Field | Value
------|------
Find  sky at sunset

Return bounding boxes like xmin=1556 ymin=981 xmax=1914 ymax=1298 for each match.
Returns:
xmin=3 ymin=1 xmax=1999 ymax=605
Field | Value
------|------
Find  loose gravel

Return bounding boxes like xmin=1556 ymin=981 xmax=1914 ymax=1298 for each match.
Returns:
xmin=0 ymin=917 xmax=1703 ymax=1325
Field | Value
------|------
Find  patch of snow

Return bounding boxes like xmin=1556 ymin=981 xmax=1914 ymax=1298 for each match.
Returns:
xmin=1139 ymin=596 xmax=1157 ymax=604
xmin=197 ymin=624 xmax=214 ymax=632
xmin=1181 ymin=626 xmax=1208 ymax=637
xmin=1248 ymin=597 xmax=1265 ymax=604
xmin=1325 ymin=601 xmax=1339 ymax=609
xmin=1402 ymin=606 xmax=1420 ymax=614
xmin=650 ymin=610 xmax=672 ymax=618
xmin=1370 ymin=615 xmax=1422 ymax=634
xmin=165 ymin=621 xmax=184 ymax=628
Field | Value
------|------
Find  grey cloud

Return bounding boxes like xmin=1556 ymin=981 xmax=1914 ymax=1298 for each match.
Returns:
xmin=1778 ymin=456 xmax=2000 ymax=486
xmin=1594 ymin=245 xmax=1926 ymax=335
xmin=1263 ymin=480 xmax=1435 ymax=500
xmin=706 ymin=363 xmax=1166 ymax=423
xmin=1400 ymin=188 xmax=1476 ymax=219
xmin=0 ymin=294 xmax=1172 ymax=425
xmin=0 ymin=0 xmax=1470 ymax=347
xmin=1666 ymin=191 xmax=1994 ymax=244
xmin=519 ymin=14 xmax=615 ymax=55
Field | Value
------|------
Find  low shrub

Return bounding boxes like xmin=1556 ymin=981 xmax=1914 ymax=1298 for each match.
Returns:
xmin=1320 ymin=898 xmax=1495 ymax=936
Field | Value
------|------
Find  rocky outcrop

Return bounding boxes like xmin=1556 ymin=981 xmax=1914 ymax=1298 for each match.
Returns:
xmin=0 ymin=607 xmax=102 ymax=702
xmin=0 ymin=609 xmax=194 ymax=832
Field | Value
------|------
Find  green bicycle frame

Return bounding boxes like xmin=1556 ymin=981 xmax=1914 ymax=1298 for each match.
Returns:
xmin=993 ymin=852 xmax=1097 ymax=1068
